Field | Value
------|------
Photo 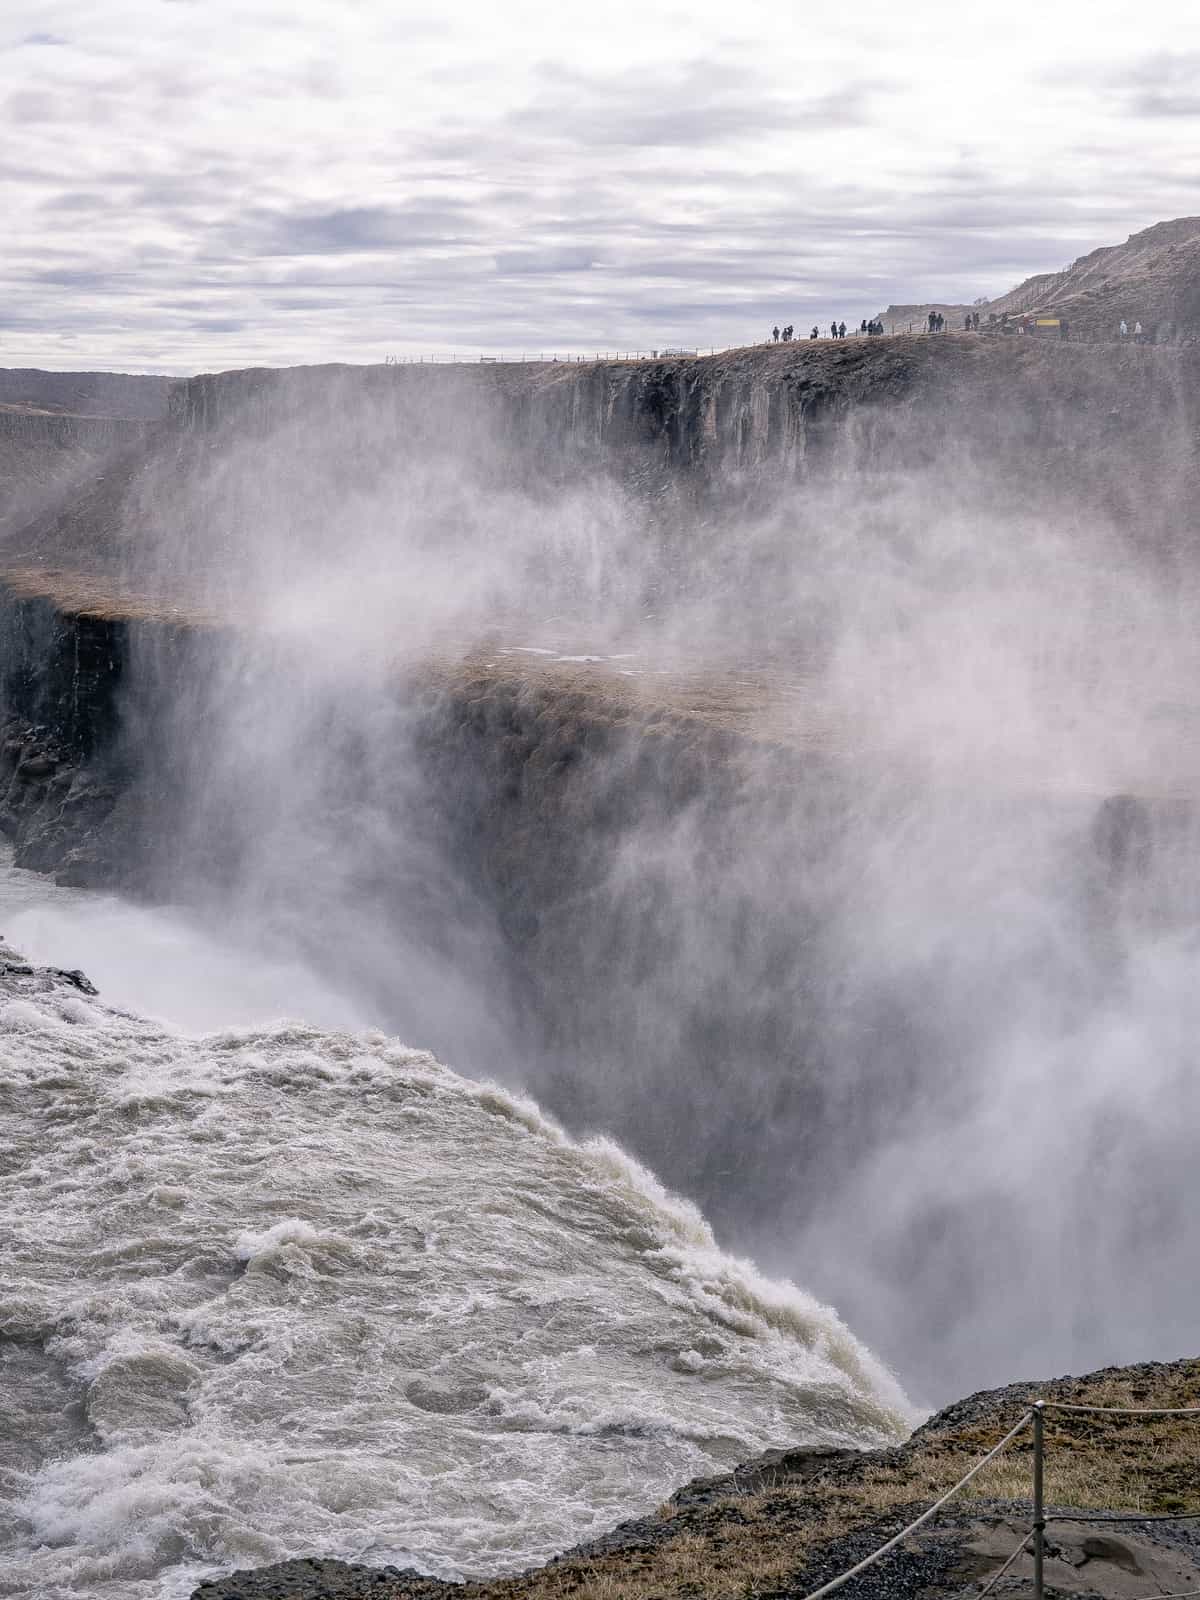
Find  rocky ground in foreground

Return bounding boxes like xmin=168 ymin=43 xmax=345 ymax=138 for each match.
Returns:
xmin=194 ymin=1357 xmax=1200 ymax=1600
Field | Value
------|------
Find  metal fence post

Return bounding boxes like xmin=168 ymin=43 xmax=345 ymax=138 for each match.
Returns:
xmin=1033 ymin=1401 xmax=1045 ymax=1600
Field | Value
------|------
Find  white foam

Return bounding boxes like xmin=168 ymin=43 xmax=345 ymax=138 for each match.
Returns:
xmin=0 ymin=855 xmax=913 ymax=1597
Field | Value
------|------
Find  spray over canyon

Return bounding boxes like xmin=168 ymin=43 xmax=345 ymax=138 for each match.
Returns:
xmin=1 ymin=329 xmax=1199 ymax=1596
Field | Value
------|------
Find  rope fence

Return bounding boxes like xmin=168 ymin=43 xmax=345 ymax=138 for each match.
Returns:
xmin=799 ymin=1413 xmax=1034 ymax=1600
xmin=797 ymin=1396 xmax=1200 ymax=1600
xmin=380 ymin=349 xmax=723 ymax=365
xmin=378 ymin=328 xmax=1184 ymax=365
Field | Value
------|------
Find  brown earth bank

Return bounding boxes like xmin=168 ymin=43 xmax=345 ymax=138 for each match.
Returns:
xmin=189 ymin=1356 xmax=1200 ymax=1600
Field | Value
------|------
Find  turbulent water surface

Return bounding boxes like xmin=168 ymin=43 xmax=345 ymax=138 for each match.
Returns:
xmin=0 ymin=854 xmax=910 ymax=1600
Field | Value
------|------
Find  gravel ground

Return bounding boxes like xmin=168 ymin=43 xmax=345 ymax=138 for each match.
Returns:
xmin=775 ymin=1499 xmax=1200 ymax=1599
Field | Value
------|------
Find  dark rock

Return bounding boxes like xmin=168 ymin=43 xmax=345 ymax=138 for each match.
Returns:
xmin=50 ymin=966 xmax=99 ymax=995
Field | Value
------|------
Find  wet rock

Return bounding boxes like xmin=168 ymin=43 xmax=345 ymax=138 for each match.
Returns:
xmin=191 ymin=1558 xmax=451 ymax=1600
xmin=49 ymin=967 xmax=98 ymax=995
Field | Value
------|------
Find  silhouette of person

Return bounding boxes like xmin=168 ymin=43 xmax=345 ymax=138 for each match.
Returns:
xmin=810 ymin=326 xmax=819 ymax=339
xmin=838 ymin=321 xmax=847 ymax=339
xmin=772 ymin=325 xmax=780 ymax=342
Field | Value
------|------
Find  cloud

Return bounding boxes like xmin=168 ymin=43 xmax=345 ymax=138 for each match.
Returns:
xmin=1051 ymin=52 xmax=1200 ymax=119
xmin=0 ymin=2 xmax=1197 ymax=370
xmin=250 ymin=201 xmax=479 ymax=256
xmin=40 ymin=189 xmax=111 ymax=212
xmin=33 ymin=267 xmax=127 ymax=289
xmin=494 ymin=246 xmax=598 ymax=275
xmin=186 ymin=316 xmax=246 ymax=332
xmin=507 ymin=58 xmax=888 ymax=149
xmin=1118 ymin=52 xmax=1200 ymax=117
xmin=4 ymin=88 xmax=59 ymax=122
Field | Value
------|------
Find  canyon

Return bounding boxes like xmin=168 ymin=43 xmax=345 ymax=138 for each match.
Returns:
xmin=3 ymin=332 xmax=1200 ymax=1405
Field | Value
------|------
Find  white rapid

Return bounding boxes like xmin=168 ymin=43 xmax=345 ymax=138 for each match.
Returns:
xmin=0 ymin=852 xmax=911 ymax=1600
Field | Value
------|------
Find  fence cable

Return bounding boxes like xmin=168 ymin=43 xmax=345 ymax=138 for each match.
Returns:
xmin=798 ymin=1410 xmax=1034 ymax=1600
xmin=797 ymin=1392 xmax=1200 ymax=1600
xmin=1039 ymin=1400 xmax=1200 ymax=1416
xmin=1049 ymin=1509 xmax=1200 ymax=1524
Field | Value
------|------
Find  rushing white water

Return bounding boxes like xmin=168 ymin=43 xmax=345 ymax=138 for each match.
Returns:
xmin=0 ymin=854 xmax=912 ymax=1600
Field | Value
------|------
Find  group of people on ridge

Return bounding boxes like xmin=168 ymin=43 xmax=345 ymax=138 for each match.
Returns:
xmin=859 ymin=318 xmax=885 ymax=336
xmin=962 ymin=311 xmax=983 ymax=331
xmin=772 ymin=321 xmax=852 ymax=342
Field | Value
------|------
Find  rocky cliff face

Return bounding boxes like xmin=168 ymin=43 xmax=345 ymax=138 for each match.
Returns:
xmin=0 ymin=588 xmax=152 ymax=885
xmin=0 ymin=334 xmax=1183 ymax=645
xmin=166 ymin=335 xmax=1200 ymax=550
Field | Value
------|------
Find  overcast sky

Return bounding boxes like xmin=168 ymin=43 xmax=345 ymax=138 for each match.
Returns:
xmin=3 ymin=0 xmax=1200 ymax=373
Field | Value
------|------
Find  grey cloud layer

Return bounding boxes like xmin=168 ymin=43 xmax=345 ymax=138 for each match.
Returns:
xmin=2 ymin=24 xmax=1197 ymax=370
xmin=507 ymin=59 xmax=888 ymax=148
xmin=1118 ymin=52 xmax=1200 ymax=117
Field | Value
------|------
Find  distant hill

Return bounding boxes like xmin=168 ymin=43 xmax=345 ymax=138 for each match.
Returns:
xmin=883 ymin=217 xmax=1200 ymax=340
xmin=0 ymin=368 xmax=171 ymax=421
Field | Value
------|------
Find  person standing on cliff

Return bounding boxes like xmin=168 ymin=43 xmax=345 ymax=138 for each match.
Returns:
xmin=772 ymin=325 xmax=780 ymax=342
xmin=810 ymin=326 xmax=819 ymax=339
